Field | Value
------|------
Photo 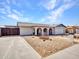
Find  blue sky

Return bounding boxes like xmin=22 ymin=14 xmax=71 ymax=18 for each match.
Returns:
xmin=0 ymin=0 xmax=79 ymax=26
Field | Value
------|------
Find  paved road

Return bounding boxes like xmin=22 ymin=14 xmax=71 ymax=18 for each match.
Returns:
xmin=0 ymin=36 xmax=41 ymax=59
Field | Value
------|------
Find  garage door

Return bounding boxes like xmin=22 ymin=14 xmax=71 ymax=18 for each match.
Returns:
xmin=20 ymin=27 xmax=34 ymax=35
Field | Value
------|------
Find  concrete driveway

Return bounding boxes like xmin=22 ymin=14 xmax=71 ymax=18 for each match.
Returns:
xmin=0 ymin=36 xmax=41 ymax=59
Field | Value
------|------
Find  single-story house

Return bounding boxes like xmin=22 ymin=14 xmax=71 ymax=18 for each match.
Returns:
xmin=0 ymin=22 xmax=67 ymax=36
xmin=17 ymin=22 xmax=66 ymax=36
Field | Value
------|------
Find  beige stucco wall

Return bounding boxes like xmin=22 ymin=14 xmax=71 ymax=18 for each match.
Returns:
xmin=20 ymin=27 xmax=34 ymax=35
xmin=67 ymin=29 xmax=74 ymax=33
xmin=52 ymin=28 xmax=55 ymax=34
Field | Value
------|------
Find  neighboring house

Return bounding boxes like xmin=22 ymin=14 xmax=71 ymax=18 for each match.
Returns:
xmin=0 ymin=26 xmax=5 ymax=36
xmin=66 ymin=26 xmax=76 ymax=34
xmin=0 ymin=25 xmax=19 ymax=36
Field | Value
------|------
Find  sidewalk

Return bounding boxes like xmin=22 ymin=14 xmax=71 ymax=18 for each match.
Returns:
xmin=44 ymin=44 xmax=79 ymax=59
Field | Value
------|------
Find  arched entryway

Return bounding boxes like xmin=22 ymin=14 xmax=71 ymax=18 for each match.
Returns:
xmin=43 ymin=28 xmax=47 ymax=35
xmin=33 ymin=28 xmax=35 ymax=35
xmin=49 ymin=28 xmax=52 ymax=35
xmin=37 ymin=28 xmax=42 ymax=36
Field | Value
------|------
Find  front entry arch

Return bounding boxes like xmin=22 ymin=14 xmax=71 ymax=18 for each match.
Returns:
xmin=43 ymin=28 xmax=47 ymax=36
xmin=49 ymin=28 xmax=52 ymax=35
xmin=37 ymin=28 xmax=42 ymax=36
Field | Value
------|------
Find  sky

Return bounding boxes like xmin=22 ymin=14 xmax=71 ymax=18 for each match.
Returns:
xmin=0 ymin=0 xmax=79 ymax=26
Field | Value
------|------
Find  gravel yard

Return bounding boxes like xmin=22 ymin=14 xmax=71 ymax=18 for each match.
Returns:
xmin=24 ymin=36 xmax=74 ymax=57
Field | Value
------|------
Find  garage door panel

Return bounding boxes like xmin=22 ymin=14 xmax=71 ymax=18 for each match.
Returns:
xmin=20 ymin=27 xmax=34 ymax=35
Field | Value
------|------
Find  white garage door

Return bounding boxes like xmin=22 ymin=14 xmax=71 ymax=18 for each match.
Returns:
xmin=20 ymin=27 xmax=34 ymax=35
xmin=55 ymin=27 xmax=65 ymax=34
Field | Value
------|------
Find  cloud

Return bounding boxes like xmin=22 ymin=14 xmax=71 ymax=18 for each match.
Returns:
xmin=0 ymin=1 xmax=29 ymax=22
xmin=7 ymin=9 xmax=31 ymax=22
xmin=41 ymin=0 xmax=57 ymax=10
xmin=12 ymin=9 xmax=23 ymax=16
xmin=37 ymin=18 xmax=46 ymax=23
xmin=41 ymin=0 xmax=78 ymax=23
xmin=0 ymin=2 xmax=19 ymax=20
xmin=0 ymin=8 xmax=6 ymax=14
xmin=7 ymin=13 xmax=19 ymax=20
xmin=48 ymin=2 xmax=75 ymax=20
xmin=7 ymin=11 xmax=32 ymax=22
xmin=0 ymin=1 xmax=11 ymax=14
xmin=6 ymin=0 xmax=10 ymax=5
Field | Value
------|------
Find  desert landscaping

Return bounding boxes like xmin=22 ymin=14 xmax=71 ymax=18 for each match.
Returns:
xmin=24 ymin=35 xmax=76 ymax=57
